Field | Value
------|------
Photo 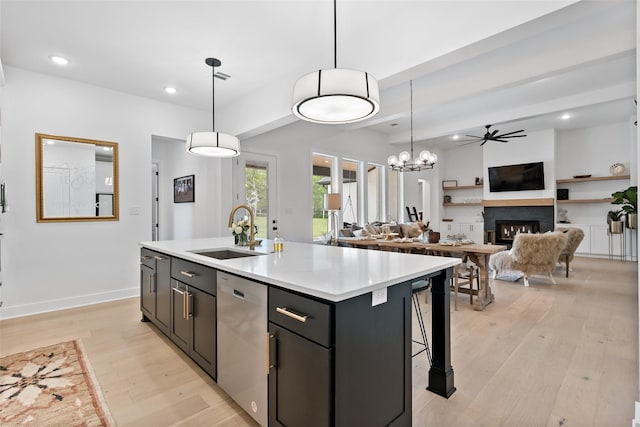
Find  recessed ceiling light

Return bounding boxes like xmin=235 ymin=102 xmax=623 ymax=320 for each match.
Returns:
xmin=561 ymin=113 xmax=571 ymax=120
xmin=164 ymin=87 xmax=177 ymax=95
xmin=49 ymin=55 xmax=69 ymax=65
xmin=452 ymin=134 xmax=460 ymax=140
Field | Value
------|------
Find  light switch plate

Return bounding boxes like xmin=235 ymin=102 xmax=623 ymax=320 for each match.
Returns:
xmin=129 ymin=206 xmax=141 ymax=215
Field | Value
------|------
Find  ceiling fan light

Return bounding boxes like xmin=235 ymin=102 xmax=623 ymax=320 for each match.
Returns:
xmin=399 ymin=151 xmax=411 ymax=163
xmin=292 ymin=68 xmax=380 ymax=124
xmin=186 ymin=132 xmax=240 ymax=158
xmin=387 ymin=155 xmax=399 ymax=166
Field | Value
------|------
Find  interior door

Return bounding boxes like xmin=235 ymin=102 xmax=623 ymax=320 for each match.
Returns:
xmin=233 ymin=152 xmax=278 ymax=239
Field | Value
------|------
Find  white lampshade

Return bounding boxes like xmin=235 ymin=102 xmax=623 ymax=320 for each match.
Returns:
xmin=186 ymin=132 xmax=240 ymax=158
xmin=292 ymin=68 xmax=380 ymax=124
xmin=324 ymin=193 xmax=341 ymax=211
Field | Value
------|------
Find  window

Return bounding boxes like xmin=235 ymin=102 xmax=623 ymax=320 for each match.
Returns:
xmin=367 ymin=164 xmax=381 ymax=223
xmin=342 ymin=159 xmax=359 ymax=225
xmin=388 ymin=169 xmax=399 ymax=222
xmin=312 ymin=153 xmax=334 ymax=239
xmin=245 ymin=163 xmax=268 ymax=238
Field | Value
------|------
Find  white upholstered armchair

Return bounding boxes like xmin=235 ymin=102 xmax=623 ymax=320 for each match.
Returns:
xmin=489 ymin=231 xmax=568 ymax=287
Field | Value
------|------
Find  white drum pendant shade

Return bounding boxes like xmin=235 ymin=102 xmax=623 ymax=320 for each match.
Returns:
xmin=292 ymin=68 xmax=380 ymax=124
xmin=186 ymin=131 xmax=240 ymax=158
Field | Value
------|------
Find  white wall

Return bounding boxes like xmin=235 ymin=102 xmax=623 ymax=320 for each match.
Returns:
xmin=152 ymin=136 xmax=231 ymax=241
xmin=483 ymin=129 xmax=556 ymax=200
xmin=556 ymin=121 xmax=633 ymax=225
xmin=0 ymin=67 xmax=212 ymax=319
xmin=240 ymin=121 xmax=398 ymax=243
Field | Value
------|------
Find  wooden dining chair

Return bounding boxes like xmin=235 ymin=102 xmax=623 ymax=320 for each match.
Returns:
xmin=453 ymin=256 xmax=480 ymax=311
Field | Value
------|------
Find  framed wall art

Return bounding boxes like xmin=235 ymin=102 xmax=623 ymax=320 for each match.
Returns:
xmin=174 ymin=175 xmax=195 ymax=203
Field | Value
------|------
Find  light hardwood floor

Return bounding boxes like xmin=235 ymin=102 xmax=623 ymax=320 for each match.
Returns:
xmin=1 ymin=256 xmax=637 ymax=426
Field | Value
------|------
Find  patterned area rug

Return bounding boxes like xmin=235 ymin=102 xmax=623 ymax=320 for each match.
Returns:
xmin=0 ymin=340 xmax=114 ymax=426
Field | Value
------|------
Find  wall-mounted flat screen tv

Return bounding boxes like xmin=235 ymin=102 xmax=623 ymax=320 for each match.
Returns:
xmin=488 ymin=161 xmax=545 ymax=192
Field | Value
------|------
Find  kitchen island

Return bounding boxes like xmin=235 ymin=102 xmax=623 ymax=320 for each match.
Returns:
xmin=139 ymin=237 xmax=459 ymax=426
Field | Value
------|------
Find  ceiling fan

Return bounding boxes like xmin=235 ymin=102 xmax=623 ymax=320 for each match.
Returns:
xmin=461 ymin=124 xmax=527 ymax=145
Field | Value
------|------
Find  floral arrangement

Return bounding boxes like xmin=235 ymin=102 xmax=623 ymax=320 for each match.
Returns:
xmin=231 ymin=219 xmax=251 ymax=245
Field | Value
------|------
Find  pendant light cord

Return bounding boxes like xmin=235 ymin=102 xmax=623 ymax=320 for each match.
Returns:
xmin=410 ymin=80 xmax=414 ymax=160
xmin=211 ymin=65 xmax=216 ymax=131
xmin=333 ymin=0 xmax=337 ymax=68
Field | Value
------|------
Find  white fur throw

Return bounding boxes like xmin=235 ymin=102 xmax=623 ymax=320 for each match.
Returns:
xmin=489 ymin=231 xmax=568 ymax=277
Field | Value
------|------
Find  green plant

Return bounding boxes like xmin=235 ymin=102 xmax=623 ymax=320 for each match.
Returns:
xmin=608 ymin=209 xmax=624 ymax=222
xmin=611 ymin=186 xmax=637 ymax=214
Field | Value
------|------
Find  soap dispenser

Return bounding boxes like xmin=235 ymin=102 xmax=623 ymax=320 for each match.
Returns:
xmin=273 ymin=229 xmax=284 ymax=252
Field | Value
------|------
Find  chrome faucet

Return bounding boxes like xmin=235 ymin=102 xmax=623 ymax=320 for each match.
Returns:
xmin=228 ymin=204 xmax=257 ymax=250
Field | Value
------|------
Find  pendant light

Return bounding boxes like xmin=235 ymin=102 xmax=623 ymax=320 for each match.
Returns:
xmin=186 ymin=58 xmax=240 ymax=157
xmin=387 ymin=80 xmax=437 ymax=172
xmin=292 ymin=0 xmax=380 ymax=124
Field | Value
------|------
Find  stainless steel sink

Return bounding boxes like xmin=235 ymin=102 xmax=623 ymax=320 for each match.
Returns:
xmin=193 ymin=249 xmax=263 ymax=260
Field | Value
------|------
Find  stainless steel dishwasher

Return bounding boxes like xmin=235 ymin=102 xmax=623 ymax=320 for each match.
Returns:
xmin=217 ymin=271 xmax=268 ymax=426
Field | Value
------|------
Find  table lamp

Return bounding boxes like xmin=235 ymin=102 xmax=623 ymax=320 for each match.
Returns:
xmin=324 ymin=193 xmax=341 ymax=245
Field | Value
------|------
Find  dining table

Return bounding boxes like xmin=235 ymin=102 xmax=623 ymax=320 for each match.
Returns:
xmin=339 ymin=237 xmax=507 ymax=310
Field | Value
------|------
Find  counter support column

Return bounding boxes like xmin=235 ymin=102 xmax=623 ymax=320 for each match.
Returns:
xmin=427 ymin=267 xmax=456 ymax=398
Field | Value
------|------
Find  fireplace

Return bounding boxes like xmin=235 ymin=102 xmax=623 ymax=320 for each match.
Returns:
xmin=484 ymin=205 xmax=554 ymax=247
xmin=495 ymin=220 xmax=540 ymax=245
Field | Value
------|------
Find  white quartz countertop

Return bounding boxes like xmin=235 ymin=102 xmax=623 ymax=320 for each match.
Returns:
xmin=139 ymin=237 xmax=460 ymax=302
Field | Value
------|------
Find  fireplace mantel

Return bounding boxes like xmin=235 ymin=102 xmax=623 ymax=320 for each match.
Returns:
xmin=482 ymin=198 xmax=554 ymax=207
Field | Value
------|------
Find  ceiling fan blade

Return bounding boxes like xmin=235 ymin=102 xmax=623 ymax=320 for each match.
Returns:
xmin=496 ymin=129 xmax=525 ymax=137
xmin=490 ymin=129 xmax=499 ymax=137
xmin=460 ymin=140 xmax=479 ymax=146
xmin=480 ymin=140 xmax=487 ymax=146
xmin=464 ymin=135 xmax=483 ymax=139
xmin=494 ymin=139 xmax=510 ymax=143
xmin=499 ymin=134 xmax=527 ymax=138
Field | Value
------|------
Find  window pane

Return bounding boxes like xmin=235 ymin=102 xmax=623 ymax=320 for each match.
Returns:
xmin=245 ymin=163 xmax=267 ymax=238
xmin=367 ymin=164 xmax=380 ymax=223
xmin=312 ymin=154 xmax=333 ymax=239
xmin=342 ymin=159 xmax=358 ymax=225
xmin=388 ymin=169 xmax=398 ymax=222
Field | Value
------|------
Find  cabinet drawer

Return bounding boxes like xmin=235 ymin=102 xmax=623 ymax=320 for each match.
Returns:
xmin=140 ymin=248 xmax=159 ymax=268
xmin=269 ymin=287 xmax=332 ymax=347
xmin=171 ymin=258 xmax=216 ymax=295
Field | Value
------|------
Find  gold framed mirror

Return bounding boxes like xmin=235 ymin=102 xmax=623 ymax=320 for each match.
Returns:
xmin=35 ymin=133 xmax=119 ymax=222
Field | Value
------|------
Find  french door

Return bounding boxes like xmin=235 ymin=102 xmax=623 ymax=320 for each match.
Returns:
xmin=232 ymin=152 xmax=278 ymax=239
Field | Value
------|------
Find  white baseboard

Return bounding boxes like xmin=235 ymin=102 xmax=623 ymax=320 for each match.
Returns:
xmin=0 ymin=287 xmax=138 ymax=320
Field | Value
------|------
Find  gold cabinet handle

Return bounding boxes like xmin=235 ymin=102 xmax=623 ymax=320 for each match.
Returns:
xmin=140 ymin=255 xmax=152 ymax=261
xmin=186 ymin=291 xmax=193 ymax=319
xmin=266 ymin=333 xmax=275 ymax=374
xmin=154 ymin=255 xmax=168 ymax=260
xmin=172 ymin=285 xmax=186 ymax=319
xmin=275 ymin=307 xmax=308 ymax=323
xmin=180 ymin=271 xmax=199 ymax=278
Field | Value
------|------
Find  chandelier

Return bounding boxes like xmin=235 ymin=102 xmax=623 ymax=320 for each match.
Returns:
xmin=387 ymin=80 xmax=437 ymax=172
xmin=186 ymin=57 xmax=240 ymax=158
xmin=291 ymin=0 xmax=380 ymax=124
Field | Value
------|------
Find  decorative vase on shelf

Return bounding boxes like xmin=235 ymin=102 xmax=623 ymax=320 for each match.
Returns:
xmin=428 ymin=231 xmax=440 ymax=243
